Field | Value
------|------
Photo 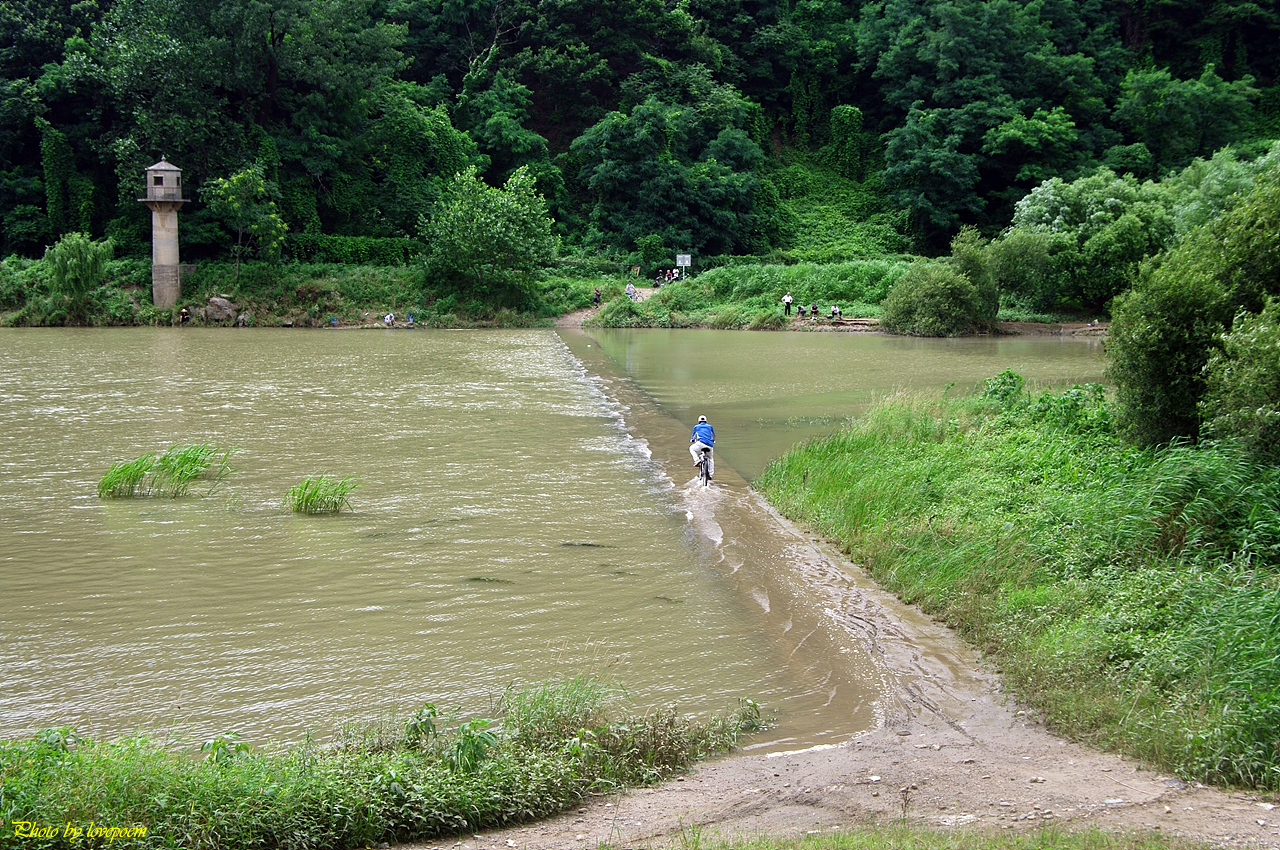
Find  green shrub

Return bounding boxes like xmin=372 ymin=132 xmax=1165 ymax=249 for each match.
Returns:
xmin=45 ymin=232 xmax=113 ymax=324
xmin=288 ymin=234 xmax=423 ymax=266
xmin=1200 ymin=298 xmax=1280 ymax=459
xmin=0 ymin=679 xmax=762 ymax=849
xmin=987 ymin=229 xmax=1075 ymax=313
xmin=747 ymin=310 xmax=786 ymax=330
xmin=879 ymin=262 xmax=985 ymax=336
xmin=1107 ymin=172 xmax=1280 ymax=446
xmin=0 ymin=256 xmax=39 ymax=312
xmin=592 ymin=296 xmax=645 ymax=327
xmin=695 ymin=260 xmax=907 ymax=305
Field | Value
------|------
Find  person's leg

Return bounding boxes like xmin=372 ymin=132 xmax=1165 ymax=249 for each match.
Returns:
xmin=690 ymin=442 xmax=702 ymax=465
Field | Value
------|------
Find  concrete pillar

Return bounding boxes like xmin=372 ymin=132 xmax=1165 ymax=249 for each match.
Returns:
xmin=148 ymin=201 xmax=183 ymax=308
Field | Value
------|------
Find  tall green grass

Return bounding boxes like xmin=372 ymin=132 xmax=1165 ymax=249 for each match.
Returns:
xmin=756 ymin=374 xmax=1280 ymax=790
xmin=0 ymin=678 xmax=762 ymax=850
xmin=590 ymin=260 xmax=910 ymax=329
xmin=97 ymin=444 xmax=235 ymax=499
xmin=284 ymin=475 xmax=358 ymax=514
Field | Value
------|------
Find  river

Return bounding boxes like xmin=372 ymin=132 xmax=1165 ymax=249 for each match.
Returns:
xmin=0 ymin=327 xmax=1102 ymax=749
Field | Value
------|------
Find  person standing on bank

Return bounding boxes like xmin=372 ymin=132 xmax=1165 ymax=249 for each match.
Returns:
xmin=782 ymin=292 xmax=793 ymax=316
xmin=689 ymin=415 xmax=715 ymax=480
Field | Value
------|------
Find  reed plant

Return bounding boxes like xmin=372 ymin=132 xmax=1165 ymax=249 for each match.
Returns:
xmin=97 ymin=443 xmax=234 ymax=499
xmin=284 ymin=475 xmax=358 ymax=514
xmin=0 ymin=679 xmax=761 ymax=850
xmin=756 ymin=374 xmax=1280 ymax=791
xmin=95 ymin=454 xmax=156 ymax=499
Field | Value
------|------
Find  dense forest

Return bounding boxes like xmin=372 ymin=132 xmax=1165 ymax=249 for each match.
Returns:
xmin=3 ymin=0 xmax=1278 ymax=265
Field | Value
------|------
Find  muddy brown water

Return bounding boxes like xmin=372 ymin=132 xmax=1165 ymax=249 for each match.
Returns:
xmin=0 ymin=327 xmax=1102 ymax=750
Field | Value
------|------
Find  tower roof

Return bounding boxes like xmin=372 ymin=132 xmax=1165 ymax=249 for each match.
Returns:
xmin=146 ymin=158 xmax=181 ymax=172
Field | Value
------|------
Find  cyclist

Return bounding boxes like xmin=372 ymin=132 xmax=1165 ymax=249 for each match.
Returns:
xmin=689 ymin=415 xmax=715 ymax=480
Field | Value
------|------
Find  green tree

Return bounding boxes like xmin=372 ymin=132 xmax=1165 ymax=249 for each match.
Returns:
xmin=1113 ymin=65 xmax=1257 ymax=174
xmin=44 ymin=231 xmax=112 ymax=323
xmin=1107 ymin=171 xmax=1280 ymax=446
xmin=985 ymin=228 xmax=1074 ymax=313
xmin=198 ymin=164 xmax=288 ymax=277
xmin=1007 ymin=168 xmax=1173 ymax=310
xmin=1200 ymin=299 xmax=1280 ymax=461
xmin=364 ymin=83 xmax=477 ymax=236
xmin=423 ymin=166 xmax=556 ymax=301
xmin=857 ymin=0 xmax=1125 ymax=241
xmin=571 ymin=81 xmax=775 ymax=255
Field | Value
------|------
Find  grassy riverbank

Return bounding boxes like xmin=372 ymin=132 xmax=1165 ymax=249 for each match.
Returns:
xmin=589 ymin=260 xmax=909 ymax=330
xmin=755 ymin=373 xmax=1280 ymax=791
xmin=0 ymin=678 xmax=761 ymax=850
xmin=0 ymin=258 xmax=603 ymax=328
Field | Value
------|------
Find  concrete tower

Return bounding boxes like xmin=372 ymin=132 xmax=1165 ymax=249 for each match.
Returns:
xmin=140 ymin=158 xmax=187 ymax=309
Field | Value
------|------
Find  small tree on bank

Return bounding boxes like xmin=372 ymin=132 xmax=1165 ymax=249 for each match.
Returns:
xmin=423 ymin=166 xmax=556 ymax=304
xmin=45 ymin=231 xmax=113 ymax=324
xmin=199 ymin=163 xmax=288 ymax=279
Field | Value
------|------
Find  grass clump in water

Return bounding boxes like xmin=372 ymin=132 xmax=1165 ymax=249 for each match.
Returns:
xmin=0 ymin=678 xmax=762 ymax=849
xmin=756 ymin=372 xmax=1280 ymax=791
xmin=284 ymin=475 xmax=358 ymax=514
xmin=97 ymin=443 xmax=235 ymax=499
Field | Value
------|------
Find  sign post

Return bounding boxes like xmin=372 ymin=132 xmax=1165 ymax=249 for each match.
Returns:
xmin=675 ymin=253 xmax=691 ymax=278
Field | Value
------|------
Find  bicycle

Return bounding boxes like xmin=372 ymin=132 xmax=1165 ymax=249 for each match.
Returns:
xmin=696 ymin=447 xmax=712 ymax=487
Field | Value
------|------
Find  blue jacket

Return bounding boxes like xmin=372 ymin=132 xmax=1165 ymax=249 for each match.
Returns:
xmin=691 ymin=422 xmax=715 ymax=447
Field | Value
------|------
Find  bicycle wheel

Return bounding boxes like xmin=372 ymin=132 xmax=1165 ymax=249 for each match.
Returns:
xmin=699 ymin=453 xmax=711 ymax=486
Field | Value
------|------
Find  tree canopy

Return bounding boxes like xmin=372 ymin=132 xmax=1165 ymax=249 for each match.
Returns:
xmin=0 ymin=0 xmax=1276 ymax=260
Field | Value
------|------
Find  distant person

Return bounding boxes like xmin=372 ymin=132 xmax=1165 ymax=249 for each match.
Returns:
xmin=782 ymin=292 xmax=793 ymax=316
xmin=384 ymin=312 xmax=394 ymax=326
xmin=593 ymin=287 xmax=602 ymax=306
xmin=178 ymin=306 xmax=190 ymax=325
xmin=797 ymin=304 xmax=807 ymax=317
xmin=689 ymin=415 xmax=715 ymax=480
xmin=830 ymin=304 xmax=841 ymax=319
xmin=810 ymin=303 xmax=819 ymax=317
xmin=626 ymin=281 xmax=637 ymax=301
xmin=406 ymin=313 xmax=414 ymax=326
